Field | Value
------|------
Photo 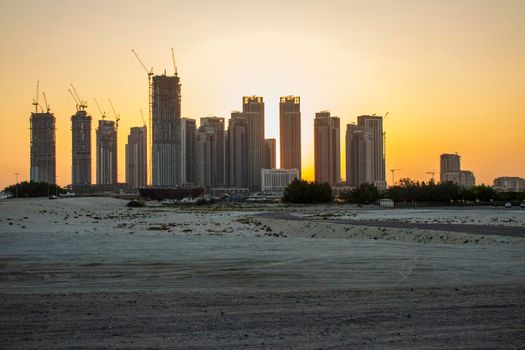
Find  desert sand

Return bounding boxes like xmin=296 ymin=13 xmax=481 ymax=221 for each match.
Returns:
xmin=1 ymin=197 xmax=524 ymax=349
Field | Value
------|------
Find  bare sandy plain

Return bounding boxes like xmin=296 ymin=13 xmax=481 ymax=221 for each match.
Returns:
xmin=1 ymin=197 xmax=524 ymax=349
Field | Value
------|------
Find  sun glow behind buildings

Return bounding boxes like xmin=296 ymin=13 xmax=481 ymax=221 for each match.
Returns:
xmin=0 ymin=0 xmax=524 ymax=187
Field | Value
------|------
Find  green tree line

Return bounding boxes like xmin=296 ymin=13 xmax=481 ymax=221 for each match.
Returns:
xmin=3 ymin=181 xmax=66 ymax=198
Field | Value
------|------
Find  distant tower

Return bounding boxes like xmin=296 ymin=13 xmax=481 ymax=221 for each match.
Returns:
xmin=125 ymin=126 xmax=147 ymax=188
xmin=440 ymin=153 xmax=461 ymax=184
xmin=345 ymin=124 xmax=373 ymax=187
xmin=152 ymin=73 xmax=181 ymax=187
xmin=30 ymin=111 xmax=56 ymax=184
xmin=200 ymin=116 xmax=226 ymax=186
xmin=357 ymin=115 xmax=386 ymax=189
xmin=180 ymin=118 xmax=196 ymax=185
xmin=314 ymin=111 xmax=340 ymax=185
xmin=96 ymin=120 xmax=117 ymax=185
xmin=228 ymin=112 xmax=249 ymax=188
xmin=264 ymin=138 xmax=276 ymax=169
xmin=242 ymin=96 xmax=265 ymax=191
xmin=195 ymin=124 xmax=217 ymax=189
xmin=279 ymin=96 xmax=301 ymax=176
xmin=71 ymin=110 xmax=92 ymax=190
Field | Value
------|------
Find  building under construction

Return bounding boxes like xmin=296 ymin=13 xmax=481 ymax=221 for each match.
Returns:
xmin=71 ymin=110 xmax=92 ymax=191
xmin=30 ymin=111 xmax=56 ymax=184
xmin=96 ymin=119 xmax=118 ymax=185
xmin=151 ymin=73 xmax=181 ymax=187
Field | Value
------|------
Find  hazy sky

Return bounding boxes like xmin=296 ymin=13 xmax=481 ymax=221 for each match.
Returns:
xmin=0 ymin=0 xmax=524 ymax=188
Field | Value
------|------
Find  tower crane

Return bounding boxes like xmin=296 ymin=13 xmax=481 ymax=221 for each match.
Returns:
xmin=68 ymin=89 xmax=81 ymax=111
xmin=140 ymin=109 xmax=146 ymax=128
xmin=70 ymin=84 xmax=87 ymax=111
xmin=131 ymin=49 xmax=154 ymax=185
xmin=426 ymin=170 xmax=438 ymax=182
xmin=32 ymin=80 xmax=42 ymax=113
xmin=42 ymin=91 xmax=50 ymax=113
xmin=93 ymin=98 xmax=106 ymax=119
xmin=390 ymin=168 xmax=401 ymax=186
xmin=171 ymin=48 xmax=178 ymax=75
xmin=108 ymin=98 xmax=120 ymax=131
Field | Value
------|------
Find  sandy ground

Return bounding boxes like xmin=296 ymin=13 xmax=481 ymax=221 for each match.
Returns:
xmin=1 ymin=198 xmax=525 ymax=348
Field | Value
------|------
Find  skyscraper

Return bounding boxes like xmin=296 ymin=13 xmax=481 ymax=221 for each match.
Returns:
xmin=314 ymin=111 xmax=340 ymax=185
xmin=242 ymin=96 xmax=265 ymax=191
xmin=30 ymin=111 xmax=56 ymax=184
xmin=357 ymin=115 xmax=386 ymax=189
xmin=200 ymin=116 xmax=226 ymax=186
xmin=125 ymin=126 xmax=147 ymax=189
xmin=96 ymin=120 xmax=117 ymax=185
xmin=440 ymin=153 xmax=461 ymax=183
xmin=152 ymin=73 xmax=181 ymax=187
xmin=195 ymin=124 xmax=216 ymax=189
xmin=264 ymin=138 xmax=276 ymax=169
xmin=228 ymin=112 xmax=249 ymax=188
xmin=71 ymin=110 xmax=92 ymax=191
xmin=180 ymin=118 xmax=196 ymax=185
xmin=279 ymin=96 xmax=301 ymax=176
xmin=345 ymin=123 xmax=373 ymax=187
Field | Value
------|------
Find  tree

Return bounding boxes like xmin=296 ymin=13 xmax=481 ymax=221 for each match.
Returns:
xmin=339 ymin=183 xmax=379 ymax=204
xmin=282 ymin=179 xmax=332 ymax=204
xmin=3 ymin=181 xmax=65 ymax=198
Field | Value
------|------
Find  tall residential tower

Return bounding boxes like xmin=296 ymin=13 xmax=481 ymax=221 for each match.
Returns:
xmin=125 ymin=126 xmax=147 ymax=188
xmin=357 ymin=115 xmax=386 ymax=189
xmin=279 ymin=96 xmax=301 ymax=176
xmin=71 ymin=110 xmax=92 ymax=191
xmin=314 ymin=111 xmax=340 ymax=185
xmin=96 ymin=120 xmax=118 ymax=185
xmin=30 ymin=111 xmax=56 ymax=184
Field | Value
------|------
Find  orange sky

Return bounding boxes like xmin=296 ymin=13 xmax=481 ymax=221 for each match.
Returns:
xmin=0 ymin=0 xmax=524 ymax=188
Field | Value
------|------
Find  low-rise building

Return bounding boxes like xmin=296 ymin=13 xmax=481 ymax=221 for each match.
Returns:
xmin=493 ymin=177 xmax=525 ymax=192
xmin=261 ymin=168 xmax=299 ymax=193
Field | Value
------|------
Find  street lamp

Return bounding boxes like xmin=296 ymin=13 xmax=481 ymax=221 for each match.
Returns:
xmin=14 ymin=173 xmax=19 ymax=198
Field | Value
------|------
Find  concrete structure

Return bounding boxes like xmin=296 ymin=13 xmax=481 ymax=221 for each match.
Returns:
xmin=314 ymin=111 xmax=340 ymax=185
xmin=459 ymin=170 xmax=476 ymax=188
xmin=180 ymin=118 xmax=196 ymax=185
xmin=195 ymin=125 xmax=217 ymax=189
xmin=345 ymin=123 xmax=372 ymax=187
xmin=96 ymin=120 xmax=117 ymax=185
xmin=228 ymin=112 xmax=249 ymax=188
xmin=152 ymin=74 xmax=181 ymax=187
xmin=440 ymin=153 xmax=475 ymax=188
xmin=243 ymin=96 xmax=265 ymax=191
xmin=125 ymin=126 xmax=147 ymax=189
xmin=279 ymin=96 xmax=301 ymax=176
xmin=357 ymin=115 xmax=386 ymax=189
xmin=493 ymin=177 xmax=525 ymax=192
xmin=30 ymin=112 xmax=56 ymax=184
xmin=200 ymin=117 xmax=226 ymax=186
xmin=264 ymin=138 xmax=276 ymax=169
xmin=440 ymin=153 xmax=461 ymax=183
xmin=71 ymin=110 xmax=92 ymax=190
xmin=261 ymin=168 xmax=299 ymax=193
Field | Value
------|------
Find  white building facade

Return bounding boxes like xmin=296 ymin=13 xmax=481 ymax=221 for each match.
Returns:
xmin=261 ymin=168 xmax=300 ymax=193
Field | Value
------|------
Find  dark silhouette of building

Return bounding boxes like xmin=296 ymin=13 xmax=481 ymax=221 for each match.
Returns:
xmin=279 ymin=96 xmax=301 ymax=177
xmin=30 ymin=111 xmax=56 ymax=184
xmin=181 ymin=118 xmax=196 ymax=185
xmin=200 ymin=116 xmax=226 ymax=186
xmin=345 ymin=123 xmax=372 ymax=187
xmin=71 ymin=110 xmax=92 ymax=191
xmin=96 ymin=120 xmax=117 ymax=185
xmin=264 ymin=138 xmax=276 ymax=169
xmin=357 ymin=115 xmax=386 ymax=189
xmin=242 ymin=96 xmax=265 ymax=191
xmin=125 ymin=126 xmax=147 ymax=188
xmin=314 ymin=111 xmax=340 ymax=185
xmin=228 ymin=112 xmax=249 ymax=188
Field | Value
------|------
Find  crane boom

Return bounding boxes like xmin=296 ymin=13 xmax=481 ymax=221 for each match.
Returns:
xmin=32 ymin=80 xmax=41 ymax=113
xmin=70 ymin=84 xmax=86 ymax=110
xmin=132 ymin=49 xmax=153 ymax=75
xmin=93 ymin=98 xmax=105 ymax=119
xmin=108 ymin=98 xmax=120 ymax=129
xmin=68 ymin=88 xmax=80 ymax=111
xmin=171 ymin=48 xmax=177 ymax=75
xmin=140 ymin=109 xmax=146 ymax=127
xmin=42 ymin=91 xmax=50 ymax=112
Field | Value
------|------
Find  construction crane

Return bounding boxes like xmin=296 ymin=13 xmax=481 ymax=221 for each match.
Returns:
xmin=171 ymin=48 xmax=178 ymax=75
xmin=131 ymin=49 xmax=154 ymax=185
xmin=42 ymin=91 xmax=50 ymax=113
xmin=390 ymin=168 xmax=401 ymax=186
xmin=93 ymin=98 xmax=106 ymax=119
xmin=32 ymin=80 xmax=42 ymax=113
xmin=426 ymin=170 xmax=438 ymax=182
xmin=70 ymin=84 xmax=87 ymax=111
xmin=108 ymin=98 xmax=120 ymax=131
xmin=140 ymin=109 xmax=146 ymax=128
xmin=68 ymin=89 xmax=80 ymax=111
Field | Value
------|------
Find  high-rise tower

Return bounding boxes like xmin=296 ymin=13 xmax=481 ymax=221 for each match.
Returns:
xmin=71 ymin=110 xmax=92 ymax=191
xmin=30 ymin=111 xmax=56 ymax=184
xmin=96 ymin=120 xmax=117 ymax=185
xmin=125 ymin=126 xmax=147 ymax=188
xmin=195 ymin=124 xmax=217 ymax=189
xmin=242 ymin=96 xmax=265 ymax=191
xmin=180 ymin=118 xmax=196 ymax=185
xmin=357 ymin=115 xmax=386 ymax=189
xmin=264 ymin=138 xmax=276 ymax=169
xmin=345 ymin=124 xmax=373 ymax=187
xmin=228 ymin=112 xmax=249 ymax=188
xmin=200 ymin=116 xmax=226 ymax=186
xmin=314 ymin=111 xmax=340 ymax=185
xmin=279 ymin=96 xmax=301 ymax=176
xmin=152 ymin=73 xmax=181 ymax=187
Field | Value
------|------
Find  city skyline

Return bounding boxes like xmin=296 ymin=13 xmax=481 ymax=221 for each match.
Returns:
xmin=1 ymin=0 xmax=524 ymax=188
